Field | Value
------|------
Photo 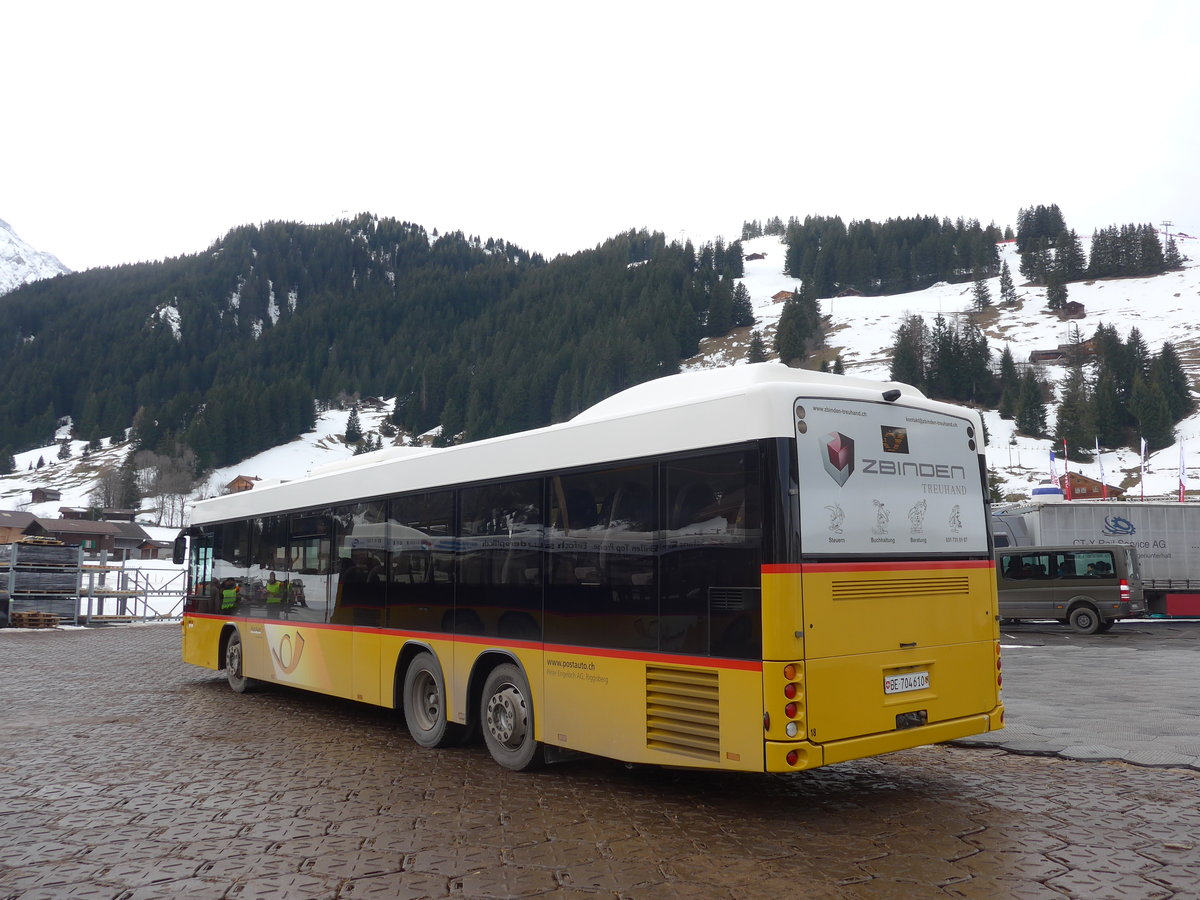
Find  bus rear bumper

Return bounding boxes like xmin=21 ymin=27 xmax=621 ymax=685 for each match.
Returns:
xmin=766 ymin=704 xmax=1004 ymax=771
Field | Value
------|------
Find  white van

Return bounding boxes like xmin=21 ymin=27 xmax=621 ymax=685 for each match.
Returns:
xmin=995 ymin=544 xmax=1145 ymax=633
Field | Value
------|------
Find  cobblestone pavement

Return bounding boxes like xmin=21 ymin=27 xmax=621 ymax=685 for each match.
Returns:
xmin=956 ymin=619 xmax=1200 ymax=770
xmin=0 ymin=623 xmax=1197 ymax=899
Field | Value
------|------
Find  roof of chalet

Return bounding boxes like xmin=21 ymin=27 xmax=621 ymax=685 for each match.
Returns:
xmin=28 ymin=518 xmax=123 ymax=537
xmin=0 ymin=510 xmax=37 ymax=530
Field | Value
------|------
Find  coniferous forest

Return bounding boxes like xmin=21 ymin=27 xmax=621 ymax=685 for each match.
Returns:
xmin=0 ymin=207 xmax=1187 ymax=482
xmin=0 ymin=216 xmax=744 ymax=472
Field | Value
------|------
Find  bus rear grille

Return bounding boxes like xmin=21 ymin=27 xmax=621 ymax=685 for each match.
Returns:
xmin=830 ymin=576 xmax=970 ymax=600
xmin=645 ymin=664 xmax=720 ymax=761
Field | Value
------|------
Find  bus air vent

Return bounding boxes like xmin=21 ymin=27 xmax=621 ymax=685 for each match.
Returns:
xmin=645 ymin=664 xmax=721 ymax=761
xmin=830 ymin=576 xmax=970 ymax=601
xmin=709 ymin=587 xmax=758 ymax=611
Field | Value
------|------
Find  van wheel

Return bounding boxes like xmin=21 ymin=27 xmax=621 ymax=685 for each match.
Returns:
xmin=1068 ymin=606 xmax=1101 ymax=635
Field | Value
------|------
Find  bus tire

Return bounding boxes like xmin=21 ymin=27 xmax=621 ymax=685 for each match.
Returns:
xmin=1068 ymin=605 xmax=1101 ymax=635
xmin=481 ymin=662 xmax=542 ymax=771
xmin=225 ymin=629 xmax=256 ymax=694
xmin=402 ymin=651 xmax=456 ymax=748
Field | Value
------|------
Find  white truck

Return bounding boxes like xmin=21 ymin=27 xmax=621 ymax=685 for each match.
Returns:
xmin=992 ymin=500 xmax=1200 ymax=616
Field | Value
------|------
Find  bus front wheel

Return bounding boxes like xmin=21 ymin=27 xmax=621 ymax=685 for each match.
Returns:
xmin=403 ymin=651 xmax=457 ymax=748
xmin=481 ymin=663 xmax=542 ymax=771
xmin=225 ymin=630 xmax=256 ymax=693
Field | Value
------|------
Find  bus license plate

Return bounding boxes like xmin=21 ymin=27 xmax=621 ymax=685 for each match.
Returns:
xmin=884 ymin=671 xmax=929 ymax=694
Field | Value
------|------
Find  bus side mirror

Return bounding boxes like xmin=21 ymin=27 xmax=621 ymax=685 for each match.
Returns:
xmin=172 ymin=535 xmax=187 ymax=566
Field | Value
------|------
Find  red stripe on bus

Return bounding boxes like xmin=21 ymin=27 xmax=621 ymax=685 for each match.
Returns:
xmin=768 ymin=559 xmax=994 ymax=573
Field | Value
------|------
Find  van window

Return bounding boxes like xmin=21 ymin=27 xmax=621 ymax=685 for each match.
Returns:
xmin=1064 ymin=550 xmax=1115 ymax=578
xmin=1002 ymin=553 xmax=1052 ymax=580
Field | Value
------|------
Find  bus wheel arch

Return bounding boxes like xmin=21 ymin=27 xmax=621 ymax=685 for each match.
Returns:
xmin=1067 ymin=603 xmax=1102 ymax=635
xmin=475 ymin=655 xmax=543 ymax=771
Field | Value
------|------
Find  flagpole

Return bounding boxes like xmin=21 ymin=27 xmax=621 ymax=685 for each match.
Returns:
xmin=1180 ymin=437 xmax=1187 ymax=503
xmin=1063 ymin=440 xmax=1072 ymax=500
xmin=1140 ymin=436 xmax=1147 ymax=501
xmin=1095 ymin=437 xmax=1107 ymax=500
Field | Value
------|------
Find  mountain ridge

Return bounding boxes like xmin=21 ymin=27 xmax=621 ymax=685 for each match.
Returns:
xmin=0 ymin=218 xmax=71 ymax=295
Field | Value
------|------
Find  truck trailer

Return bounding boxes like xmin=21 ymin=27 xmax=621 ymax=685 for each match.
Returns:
xmin=992 ymin=500 xmax=1200 ymax=616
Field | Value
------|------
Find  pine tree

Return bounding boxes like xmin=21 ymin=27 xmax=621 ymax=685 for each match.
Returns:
xmin=997 ymin=345 xmax=1020 ymax=419
xmin=731 ymin=282 xmax=755 ymax=327
xmin=972 ymin=272 xmax=992 ymax=311
xmin=1132 ymin=375 xmax=1173 ymax=451
xmin=345 ymin=404 xmax=363 ymax=444
xmin=1045 ymin=272 xmax=1068 ymax=311
xmin=1092 ymin=373 xmax=1124 ymax=446
xmin=1151 ymin=341 xmax=1195 ymax=424
xmin=1126 ymin=327 xmax=1150 ymax=386
xmin=705 ymin=278 xmax=734 ymax=337
xmin=925 ymin=314 xmax=960 ymax=399
xmin=959 ymin=322 xmax=993 ymax=403
xmin=889 ymin=314 xmax=928 ymax=388
xmin=57 ymin=438 xmax=71 ymax=460
xmin=1054 ymin=365 xmax=1094 ymax=461
xmin=1165 ymin=236 xmax=1184 ymax=269
xmin=117 ymin=454 xmax=141 ymax=510
xmin=999 ymin=261 xmax=1017 ymax=305
xmin=1014 ymin=369 xmax=1047 ymax=437
xmin=774 ymin=283 xmax=822 ymax=367
xmin=747 ymin=331 xmax=768 ymax=363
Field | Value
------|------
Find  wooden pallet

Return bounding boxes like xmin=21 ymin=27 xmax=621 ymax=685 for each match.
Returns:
xmin=9 ymin=611 xmax=62 ymax=629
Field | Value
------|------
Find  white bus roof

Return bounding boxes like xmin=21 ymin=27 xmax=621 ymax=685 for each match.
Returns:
xmin=191 ymin=363 xmax=937 ymax=525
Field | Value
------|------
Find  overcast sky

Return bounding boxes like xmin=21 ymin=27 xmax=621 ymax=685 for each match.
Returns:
xmin=5 ymin=1 xmax=1199 ymax=272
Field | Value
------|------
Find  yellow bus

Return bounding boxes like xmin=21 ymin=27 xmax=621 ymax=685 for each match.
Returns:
xmin=181 ymin=364 xmax=1003 ymax=772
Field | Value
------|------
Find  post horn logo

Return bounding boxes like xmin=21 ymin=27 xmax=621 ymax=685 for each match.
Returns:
xmin=822 ymin=432 xmax=855 ymax=486
xmin=271 ymin=632 xmax=306 ymax=674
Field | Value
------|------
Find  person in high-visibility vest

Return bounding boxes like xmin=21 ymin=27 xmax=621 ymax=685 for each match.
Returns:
xmin=220 ymin=579 xmax=239 ymax=613
xmin=265 ymin=572 xmax=285 ymax=618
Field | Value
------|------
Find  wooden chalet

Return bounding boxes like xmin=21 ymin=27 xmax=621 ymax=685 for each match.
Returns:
xmin=23 ymin=517 xmax=123 ymax=556
xmin=30 ymin=488 xmax=62 ymax=504
xmin=1061 ymin=471 xmax=1125 ymax=500
xmin=771 ymin=290 xmax=795 ymax=303
xmin=224 ymin=475 xmax=260 ymax=494
xmin=0 ymin=510 xmax=37 ymax=545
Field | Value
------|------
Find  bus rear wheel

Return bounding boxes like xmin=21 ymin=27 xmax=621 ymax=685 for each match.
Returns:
xmin=481 ymin=663 xmax=542 ymax=771
xmin=225 ymin=629 xmax=256 ymax=693
xmin=403 ymin=651 xmax=457 ymax=748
